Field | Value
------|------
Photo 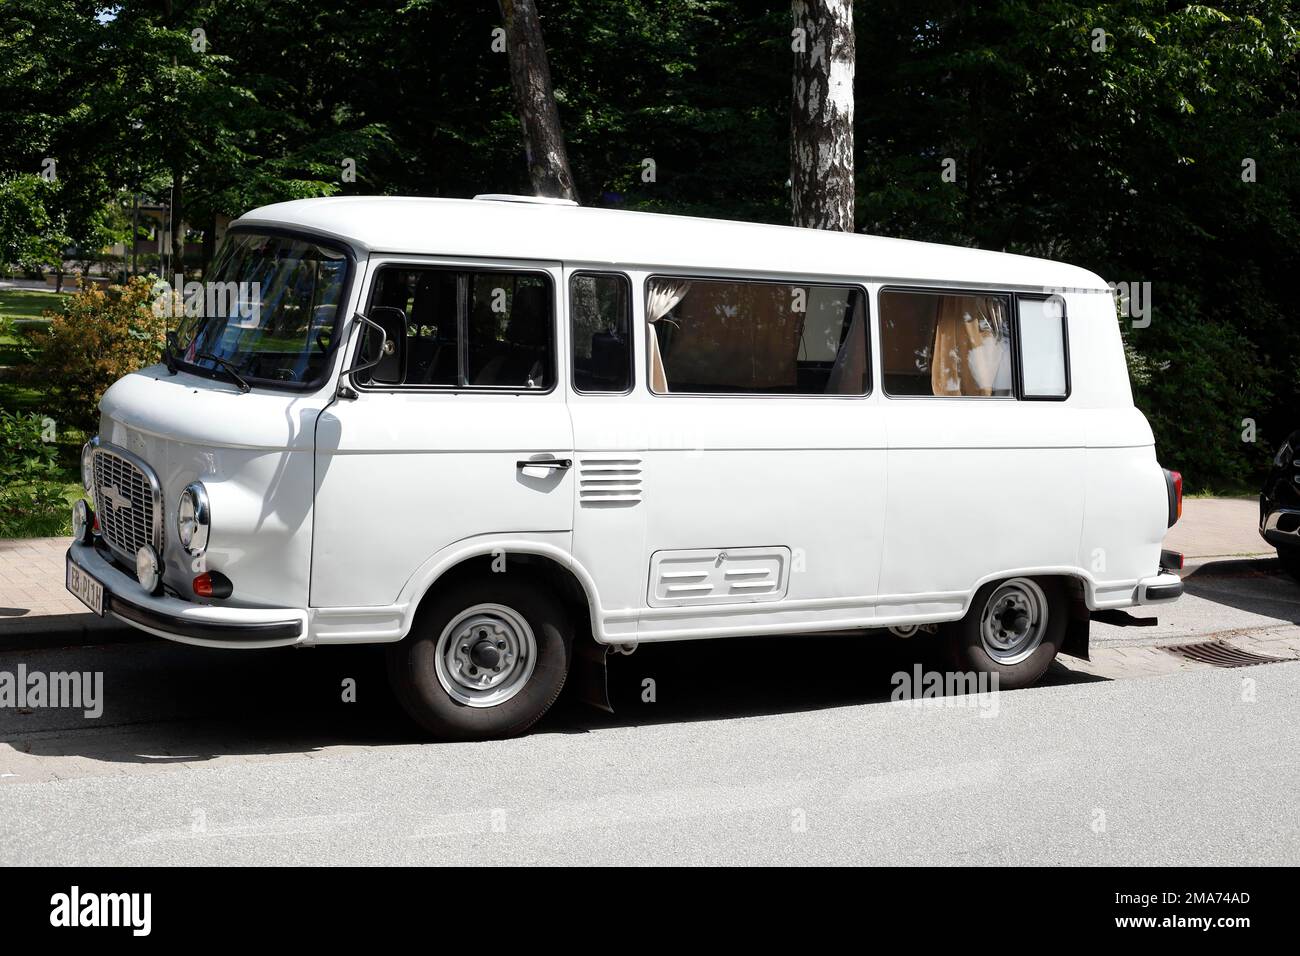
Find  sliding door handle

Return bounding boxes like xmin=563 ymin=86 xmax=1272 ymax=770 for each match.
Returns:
xmin=516 ymin=458 xmax=572 ymax=470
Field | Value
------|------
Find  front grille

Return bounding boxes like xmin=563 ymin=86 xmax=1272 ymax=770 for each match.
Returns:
xmin=92 ymin=445 xmax=161 ymax=560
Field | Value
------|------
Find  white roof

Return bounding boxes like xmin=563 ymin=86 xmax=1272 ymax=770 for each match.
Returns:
xmin=234 ymin=195 xmax=1108 ymax=292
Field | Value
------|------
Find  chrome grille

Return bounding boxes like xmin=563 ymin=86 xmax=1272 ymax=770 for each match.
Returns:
xmin=92 ymin=445 xmax=161 ymax=561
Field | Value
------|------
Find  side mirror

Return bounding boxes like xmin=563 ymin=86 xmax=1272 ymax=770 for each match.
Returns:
xmin=343 ymin=307 xmax=407 ymax=386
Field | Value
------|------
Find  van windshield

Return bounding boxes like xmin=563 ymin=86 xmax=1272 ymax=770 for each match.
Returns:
xmin=173 ymin=232 xmax=350 ymax=389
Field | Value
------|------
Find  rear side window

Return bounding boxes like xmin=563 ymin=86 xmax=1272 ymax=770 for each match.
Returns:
xmin=1017 ymin=295 xmax=1069 ymax=399
xmin=879 ymin=289 xmax=1013 ymax=397
xmin=365 ymin=267 xmax=553 ymax=389
xmin=646 ymin=276 xmax=869 ymax=395
xmin=570 ymin=273 xmax=632 ymax=392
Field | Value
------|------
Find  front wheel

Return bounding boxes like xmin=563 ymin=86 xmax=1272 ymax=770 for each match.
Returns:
xmin=386 ymin=576 xmax=572 ymax=740
xmin=942 ymin=576 xmax=1067 ymax=690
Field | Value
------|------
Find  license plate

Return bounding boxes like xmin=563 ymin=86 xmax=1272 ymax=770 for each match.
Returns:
xmin=66 ymin=557 xmax=105 ymax=616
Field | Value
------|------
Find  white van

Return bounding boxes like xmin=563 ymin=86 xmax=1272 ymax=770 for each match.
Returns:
xmin=65 ymin=195 xmax=1184 ymax=739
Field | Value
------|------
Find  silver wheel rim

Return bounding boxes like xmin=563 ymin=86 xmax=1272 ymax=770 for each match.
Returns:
xmin=434 ymin=603 xmax=537 ymax=708
xmin=978 ymin=578 xmax=1048 ymax=666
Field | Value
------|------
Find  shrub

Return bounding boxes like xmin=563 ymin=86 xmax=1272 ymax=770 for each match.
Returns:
xmin=0 ymin=409 xmax=71 ymax=538
xmin=26 ymin=275 xmax=173 ymax=431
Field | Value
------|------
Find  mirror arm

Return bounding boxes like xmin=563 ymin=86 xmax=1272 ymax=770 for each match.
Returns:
xmin=336 ymin=311 xmax=388 ymax=399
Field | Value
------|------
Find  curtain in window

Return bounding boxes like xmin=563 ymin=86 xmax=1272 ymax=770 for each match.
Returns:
xmin=930 ymin=295 xmax=1009 ymax=396
xmin=646 ymin=279 xmax=691 ymax=393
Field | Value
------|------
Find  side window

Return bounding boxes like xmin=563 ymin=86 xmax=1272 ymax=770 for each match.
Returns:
xmin=1017 ymin=295 xmax=1069 ymax=399
xmin=570 ymin=273 xmax=632 ymax=392
xmin=363 ymin=267 xmax=554 ymax=389
xmin=879 ymin=289 xmax=1013 ymax=397
xmin=646 ymin=277 xmax=868 ymax=395
xmin=467 ymin=273 xmax=553 ymax=388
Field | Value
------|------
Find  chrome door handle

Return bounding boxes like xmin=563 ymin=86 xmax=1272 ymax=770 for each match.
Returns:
xmin=516 ymin=458 xmax=572 ymax=470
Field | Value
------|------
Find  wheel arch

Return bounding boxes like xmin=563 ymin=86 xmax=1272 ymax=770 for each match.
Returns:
xmin=397 ymin=539 xmax=600 ymax=642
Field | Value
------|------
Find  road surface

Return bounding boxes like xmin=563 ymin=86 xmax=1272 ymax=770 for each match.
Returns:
xmin=1 ymin=557 xmax=1297 ymax=865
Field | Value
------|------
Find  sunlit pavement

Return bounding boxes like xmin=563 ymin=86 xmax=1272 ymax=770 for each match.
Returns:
xmin=0 ymin=556 xmax=1297 ymax=864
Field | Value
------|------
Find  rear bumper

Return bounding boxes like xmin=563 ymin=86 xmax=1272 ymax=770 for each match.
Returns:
xmin=1136 ymin=572 xmax=1183 ymax=605
xmin=66 ymin=541 xmax=306 ymax=648
xmin=1260 ymin=508 xmax=1300 ymax=550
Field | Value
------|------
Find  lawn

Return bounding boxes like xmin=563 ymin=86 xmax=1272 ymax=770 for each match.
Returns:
xmin=0 ymin=287 xmax=68 ymax=322
xmin=0 ymin=287 xmax=83 ymax=536
xmin=0 ymin=288 xmax=67 ymax=366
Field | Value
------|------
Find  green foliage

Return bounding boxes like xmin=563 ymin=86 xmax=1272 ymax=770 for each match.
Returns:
xmin=27 ymin=276 xmax=172 ymax=431
xmin=0 ymin=0 xmax=1295 ymax=492
xmin=0 ymin=409 xmax=72 ymax=538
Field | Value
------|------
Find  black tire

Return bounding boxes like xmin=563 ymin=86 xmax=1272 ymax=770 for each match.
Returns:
xmin=942 ymin=576 xmax=1067 ymax=690
xmin=386 ymin=575 xmax=572 ymax=741
xmin=1278 ymin=546 xmax=1300 ymax=582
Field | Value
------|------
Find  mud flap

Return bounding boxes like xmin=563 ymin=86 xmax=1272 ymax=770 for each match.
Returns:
xmin=1061 ymin=578 xmax=1092 ymax=661
xmin=573 ymin=637 xmax=614 ymax=713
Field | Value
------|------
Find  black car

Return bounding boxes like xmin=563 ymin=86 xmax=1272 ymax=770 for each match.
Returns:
xmin=1261 ymin=429 xmax=1300 ymax=578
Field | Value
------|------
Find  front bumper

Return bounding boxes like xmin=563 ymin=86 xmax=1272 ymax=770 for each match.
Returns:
xmin=66 ymin=540 xmax=306 ymax=648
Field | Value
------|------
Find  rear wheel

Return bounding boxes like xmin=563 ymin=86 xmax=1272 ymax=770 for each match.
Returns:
xmin=386 ymin=575 xmax=572 ymax=740
xmin=943 ymin=576 xmax=1067 ymax=690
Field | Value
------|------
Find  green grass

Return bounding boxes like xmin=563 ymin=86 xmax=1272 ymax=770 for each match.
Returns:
xmin=0 ymin=288 xmax=68 ymax=322
xmin=0 ymin=289 xmax=66 ymax=366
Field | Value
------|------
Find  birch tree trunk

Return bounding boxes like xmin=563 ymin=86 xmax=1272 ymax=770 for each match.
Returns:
xmin=500 ymin=0 xmax=578 ymax=202
xmin=790 ymin=0 xmax=855 ymax=231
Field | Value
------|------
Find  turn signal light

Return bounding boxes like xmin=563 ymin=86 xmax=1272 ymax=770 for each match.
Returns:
xmin=192 ymin=571 xmax=233 ymax=599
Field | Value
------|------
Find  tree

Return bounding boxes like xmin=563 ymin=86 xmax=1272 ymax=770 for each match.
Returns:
xmin=790 ymin=0 xmax=854 ymax=231
xmin=500 ymin=0 xmax=578 ymax=200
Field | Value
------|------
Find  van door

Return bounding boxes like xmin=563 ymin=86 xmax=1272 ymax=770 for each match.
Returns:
xmin=311 ymin=258 xmax=574 ymax=608
xmin=617 ymin=272 xmax=887 ymax=641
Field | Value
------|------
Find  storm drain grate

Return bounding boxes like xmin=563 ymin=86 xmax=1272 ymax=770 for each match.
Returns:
xmin=1161 ymin=640 xmax=1291 ymax=669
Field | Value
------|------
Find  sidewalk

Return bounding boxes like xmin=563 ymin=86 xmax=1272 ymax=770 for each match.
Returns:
xmin=1164 ymin=496 xmax=1268 ymax=561
xmin=0 ymin=538 xmax=130 ymax=648
xmin=0 ymin=497 xmax=1273 ymax=649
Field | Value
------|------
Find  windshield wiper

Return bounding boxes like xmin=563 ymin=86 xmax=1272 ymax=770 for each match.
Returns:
xmin=162 ymin=331 xmax=179 ymax=375
xmin=195 ymin=352 xmax=252 ymax=393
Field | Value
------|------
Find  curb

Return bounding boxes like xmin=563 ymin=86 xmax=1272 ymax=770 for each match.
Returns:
xmin=1181 ymin=555 xmax=1278 ymax=578
xmin=0 ymin=612 xmax=143 ymax=653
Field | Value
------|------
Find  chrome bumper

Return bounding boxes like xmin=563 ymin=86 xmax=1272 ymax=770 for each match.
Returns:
xmin=1136 ymin=571 xmax=1183 ymax=605
xmin=66 ymin=540 xmax=306 ymax=648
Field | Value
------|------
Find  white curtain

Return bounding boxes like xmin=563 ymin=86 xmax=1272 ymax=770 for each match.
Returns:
xmin=930 ymin=295 xmax=1010 ymax=396
xmin=645 ymin=279 xmax=691 ymax=393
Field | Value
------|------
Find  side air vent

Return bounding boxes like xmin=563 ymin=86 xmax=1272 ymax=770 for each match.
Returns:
xmin=648 ymin=547 xmax=791 ymax=607
xmin=578 ymin=458 xmax=642 ymax=507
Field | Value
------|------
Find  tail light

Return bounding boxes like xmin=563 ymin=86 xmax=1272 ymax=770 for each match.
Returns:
xmin=1164 ymin=468 xmax=1183 ymax=527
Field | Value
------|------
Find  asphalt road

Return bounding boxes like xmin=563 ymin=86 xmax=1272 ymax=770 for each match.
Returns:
xmin=1 ymin=558 xmax=1298 ymax=865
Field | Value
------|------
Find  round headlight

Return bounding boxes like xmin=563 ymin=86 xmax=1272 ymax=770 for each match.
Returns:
xmin=177 ymin=482 xmax=210 ymax=556
xmin=136 ymin=545 xmax=160 ymax=593
xmin=81 ymin=440 xmax=96 ymax=493
xmin=72 ymin=499 xmax=92 ymax=544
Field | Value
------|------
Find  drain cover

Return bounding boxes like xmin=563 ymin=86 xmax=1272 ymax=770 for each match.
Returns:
xmin=1161 ymin=640 xmax=1291 ymax=668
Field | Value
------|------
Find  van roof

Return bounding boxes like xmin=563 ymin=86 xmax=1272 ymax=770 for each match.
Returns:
xmin=234 ymin=195 xmax=1110 ymax=292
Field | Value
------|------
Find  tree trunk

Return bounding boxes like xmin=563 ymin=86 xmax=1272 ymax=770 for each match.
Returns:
xmin=500 ymin=0 xmax=578 ymax=202
xmin=791 ymin=0 xmax=855 ymax=231
xmin=170 ymin=162 xmax=184 ymax=278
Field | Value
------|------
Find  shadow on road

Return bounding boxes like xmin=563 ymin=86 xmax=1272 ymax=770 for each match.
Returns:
xmin=1182 ymin=557 xmax=1300 ymax=625
xmin=1 ymin=627 xmax=1106 ymax=767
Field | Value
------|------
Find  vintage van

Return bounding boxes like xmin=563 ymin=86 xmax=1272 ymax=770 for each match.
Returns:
xmin=65 ymin=195 xmax=1184 ymax=739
